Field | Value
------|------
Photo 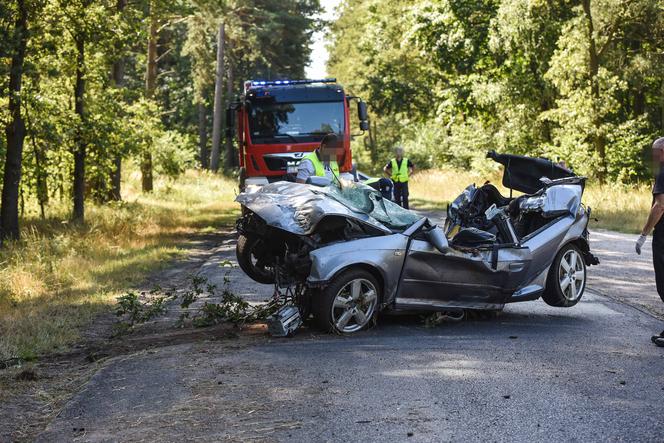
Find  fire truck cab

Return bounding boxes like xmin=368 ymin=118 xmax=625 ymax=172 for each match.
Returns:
xmin=227 ymin=78 xmax=368 ymax=189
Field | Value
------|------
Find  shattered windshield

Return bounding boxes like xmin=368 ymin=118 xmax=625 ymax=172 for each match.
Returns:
xmin=314 ymin=181 xmax=421 ymax=230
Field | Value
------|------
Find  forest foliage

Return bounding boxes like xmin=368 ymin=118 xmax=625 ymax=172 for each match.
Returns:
xmin=328 ymin=0 xmax=664 ymax=181
xmin=0 ymin=0 xmax=320 ymax=241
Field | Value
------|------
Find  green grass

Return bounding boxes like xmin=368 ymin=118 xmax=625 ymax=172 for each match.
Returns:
xmin=0 ymin=170 xmax=240 ymax=361
xmin=409 ymin=168 xmax=650 ymax=234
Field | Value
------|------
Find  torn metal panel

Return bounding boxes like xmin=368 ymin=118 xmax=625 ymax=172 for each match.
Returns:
xmin=519 ymin=184 xmax=582 ymax=218
xmin=236 ymin=181 xmax=420 ymax=236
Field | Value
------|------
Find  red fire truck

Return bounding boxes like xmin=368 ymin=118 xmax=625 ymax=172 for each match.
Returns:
xmin=227 ymin=78 xmax=368 ymax=189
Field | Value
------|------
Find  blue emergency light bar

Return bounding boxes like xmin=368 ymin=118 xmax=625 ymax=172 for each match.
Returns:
xmin=246 ymin=78 xmax=337 ymax=89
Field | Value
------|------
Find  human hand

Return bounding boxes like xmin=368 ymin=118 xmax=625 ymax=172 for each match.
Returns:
xmin=636 ymin=234 xmax=647 ymax=255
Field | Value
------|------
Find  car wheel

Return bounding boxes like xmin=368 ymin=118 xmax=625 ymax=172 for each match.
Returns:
xmin=314 ymin=269 xmax=380 ymax=334
xmin=542 ymin=243 xmax=586 ymax=307
xmin=236 ymin=234 xmax=275 ymax=284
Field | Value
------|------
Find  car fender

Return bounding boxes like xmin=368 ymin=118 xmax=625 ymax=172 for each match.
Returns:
xmin=556 ymin=208 xmax=598 ymax=265
xmin=307 ymin=233 xmax=409 ymax=305
xmin=516 ymin=209 xmax=593 ymax=294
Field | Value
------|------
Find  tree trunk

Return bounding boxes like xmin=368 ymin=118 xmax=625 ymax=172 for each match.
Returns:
xmin=35 ymin=145 xmax=47 ymax=219
xmin=582 ymin=0 xmax=607 ymax=182
xmin=26 ymin=111 xmax=48 ymax=219
xmin=72 ymin=35 xmax=86 ymax=222
xmin=1 ymin=0 xmax=28 ymax=242
xmin=110 ymin=156 xmax=122 ymax=199
xmin=109 ymin=0 xmax=126 ymax=201
xmin=142 ymin=0 xmax=157 ymax=192
xmin=224 ymin=40 xmax=235 ymax=170
xmin=210 ymin=22 xmax=225 ymax=172
xmin=198 ymin=102 xmax=209 ymax=169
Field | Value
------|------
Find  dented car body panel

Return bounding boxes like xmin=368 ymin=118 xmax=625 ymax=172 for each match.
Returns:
xmin=235 ymin=181 xmax=393 ymax=236
xmin=235 ymin=152 xmax=599 ymax=326
xmin=307 ymin=233 xmax=408 ymax=305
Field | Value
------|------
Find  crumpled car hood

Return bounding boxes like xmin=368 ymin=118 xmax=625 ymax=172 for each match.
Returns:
xmin=236 ymin=181 xmax=420 ymax=236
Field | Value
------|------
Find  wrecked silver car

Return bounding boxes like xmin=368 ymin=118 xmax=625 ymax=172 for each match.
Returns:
xmin=235 ymin=151 xmax=599 ymax=334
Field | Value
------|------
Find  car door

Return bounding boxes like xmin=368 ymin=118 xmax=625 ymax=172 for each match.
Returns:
xmin=394 ymin=237 xmax=529 ymax=310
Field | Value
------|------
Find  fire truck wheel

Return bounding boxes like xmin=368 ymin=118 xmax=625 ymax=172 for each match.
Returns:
xmin=236 ymin=234 xmax=276 ymax=284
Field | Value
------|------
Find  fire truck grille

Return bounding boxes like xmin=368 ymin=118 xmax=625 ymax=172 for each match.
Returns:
xmin=264 ymin=157 xmax=288 ymax=171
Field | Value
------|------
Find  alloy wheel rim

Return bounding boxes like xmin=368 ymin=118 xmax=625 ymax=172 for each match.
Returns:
xmin=331 ymin=278 xmax=378 ymax=333
xmin=558 ymin=249 xmax=585 ymax=301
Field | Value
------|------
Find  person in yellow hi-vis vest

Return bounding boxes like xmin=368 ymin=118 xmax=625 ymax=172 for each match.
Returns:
xmin=296 ymin=133 xmax=342 ymax=184
xmin=383 ymin=146 xmax=414 ymax=209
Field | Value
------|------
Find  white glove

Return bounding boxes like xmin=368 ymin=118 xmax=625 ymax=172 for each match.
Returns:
xmin=636 ymin=234 xmax=647 ymax=255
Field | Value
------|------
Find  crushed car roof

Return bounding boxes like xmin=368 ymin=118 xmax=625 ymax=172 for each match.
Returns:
xmin=236 ymin=181 xmax=421 ymax=236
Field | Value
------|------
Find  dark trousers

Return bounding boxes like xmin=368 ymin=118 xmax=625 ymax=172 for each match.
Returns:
xmin=653 ymin=230 xmax=664 ymax=303
xmin=394 ymin=181 xmax=409 ymax=209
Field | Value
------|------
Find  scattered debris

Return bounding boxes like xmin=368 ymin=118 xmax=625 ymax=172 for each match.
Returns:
xmin=423 ymin=310 xmax=465 ymax=327
xmin=266 ymin=305 xmax=303 ymax=337
xmin=0 ymin=357 xmax=22 ymax=370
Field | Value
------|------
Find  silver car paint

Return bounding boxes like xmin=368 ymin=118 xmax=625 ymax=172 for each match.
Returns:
xmin=519 ymin=183 xmax=583 ymax=217
xmin=236 ymin=181 xmax=393 ymax=235
xmin=307 ymin=233 xmax=409 ymax=305
xmin=310 ymin=183 xmax=589 ymax=309
xmin=238 ymin=179 xmax=591 ymax=312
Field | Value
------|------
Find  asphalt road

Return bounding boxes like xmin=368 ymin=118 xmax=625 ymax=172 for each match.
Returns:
xmin=36 ymin=229 xmax=664 ymax=442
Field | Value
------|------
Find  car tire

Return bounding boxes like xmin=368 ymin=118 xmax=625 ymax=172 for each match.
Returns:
xmin=236 ymin=234 xmax=275 ymax=284
xmin=542 ymin=243 xmax=586 ymax=307
xmin=313 ymin=268 xmax=380 ymax=334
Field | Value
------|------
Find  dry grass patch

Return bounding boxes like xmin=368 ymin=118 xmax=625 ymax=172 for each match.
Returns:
xmin=408 ymin=168 xmax=504 ymax=211
xmin=583 ymin=183 xmax=651 ymax=233
xmin=0 ymin=170 xmax=240 ymax=361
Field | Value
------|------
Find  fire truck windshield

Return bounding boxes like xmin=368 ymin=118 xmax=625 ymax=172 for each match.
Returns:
xmin=247 ymin=100 xmax=345 ymax=144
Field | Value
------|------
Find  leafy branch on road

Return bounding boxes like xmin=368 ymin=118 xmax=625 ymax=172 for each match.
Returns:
xmin=114 ymin=261 xmax=278 ymax=335
xmin=113 ymin=288 xmax=175 ymax=336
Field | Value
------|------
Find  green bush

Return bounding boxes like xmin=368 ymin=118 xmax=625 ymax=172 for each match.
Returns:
xmin=605 ymin=118 xmax=654 ymax=183
xmin=154 ymin=131 xmax=197 ymax=181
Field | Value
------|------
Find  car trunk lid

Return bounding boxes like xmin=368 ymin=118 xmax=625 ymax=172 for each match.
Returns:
xmin=487 ymin=151 xmax=575 ymax=194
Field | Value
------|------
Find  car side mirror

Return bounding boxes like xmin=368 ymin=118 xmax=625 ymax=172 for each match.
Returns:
xmin=425 ymin=226 xmax=450 ymax=254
